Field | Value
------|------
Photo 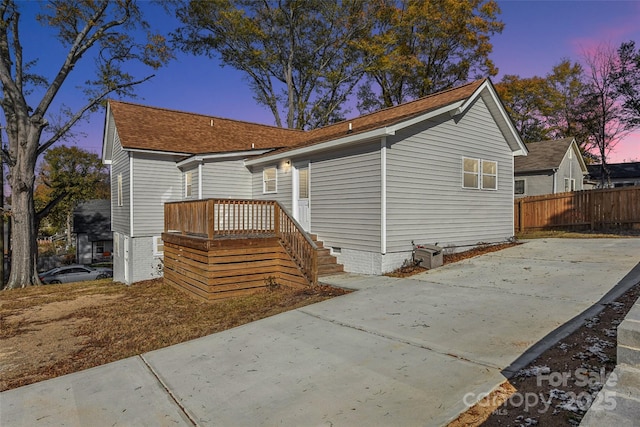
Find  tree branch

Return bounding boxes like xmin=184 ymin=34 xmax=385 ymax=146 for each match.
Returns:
xmin=37 ymin=73 xmax=154 ymax=156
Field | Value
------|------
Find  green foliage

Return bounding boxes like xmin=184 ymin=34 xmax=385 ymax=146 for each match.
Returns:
xmin=173 ymin=0 xmax=373 ymax=130
xmin=356 ymin=0 xmax=504 ymax=112
xmin=496 ymin=60 xmax=594 ymax=155
xmin=34 ymin=145 xmax=109 ymax=235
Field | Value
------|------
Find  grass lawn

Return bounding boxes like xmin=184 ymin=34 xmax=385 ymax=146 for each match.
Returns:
xmin=0 ymin=279 xmax=348 ymax=392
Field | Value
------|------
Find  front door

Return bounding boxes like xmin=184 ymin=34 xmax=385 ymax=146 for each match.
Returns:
xmin=295 ymin=166 xmax=310 ymax=231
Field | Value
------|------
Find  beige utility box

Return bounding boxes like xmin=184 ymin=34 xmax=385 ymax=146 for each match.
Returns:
xmin=414 ymin=245 xmax=443 ymax=269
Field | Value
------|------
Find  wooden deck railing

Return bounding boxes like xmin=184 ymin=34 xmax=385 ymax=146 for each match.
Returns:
xmin=164 ymin=199 xmax=318 ymax=285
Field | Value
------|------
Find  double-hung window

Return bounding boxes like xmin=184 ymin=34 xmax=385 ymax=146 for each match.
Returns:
xmin=117 ymin=174 xmax=123 ymax=206
xmin=564 ymin=178 xmax=575 ymax=192
xmin=463 ymin=157 xmax=498 ymax=190
xmin=263 ymin=167 xmax=277 ymax=193
xmin=185 ymin=172 xmax=193 ymax=198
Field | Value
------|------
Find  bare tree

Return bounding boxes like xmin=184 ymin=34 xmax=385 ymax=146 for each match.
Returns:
xmin=580 ymin=43 xmax=631 ymax=187
xmin=0 ymin=0 xmax=171 ymax=289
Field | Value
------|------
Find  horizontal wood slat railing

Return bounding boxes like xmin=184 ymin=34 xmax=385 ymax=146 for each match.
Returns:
xmin=164 ymin=199 xmax=318 ymax=285
xmin=515 ymin=186 xmax=640 ymax=232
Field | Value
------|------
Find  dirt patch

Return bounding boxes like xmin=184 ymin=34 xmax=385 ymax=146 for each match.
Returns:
xmin=0 ymin=280 xmax=349 ymax=392
xmin=0 ymin=294 xmax=122 ymax=385
xmin=385 ymin=242 xmax=519 ymax=278
xmin=447 ymin=281 xmax=640 ymax=427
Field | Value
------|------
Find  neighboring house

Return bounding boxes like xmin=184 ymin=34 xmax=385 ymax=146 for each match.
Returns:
xmin=587 ymin=162 xmax=640 ymax=188
xmin=73 ymin=199 xmax=113 ymax=264
xmin=514 ymin=137 xmax=588 ymax=198
xmin=102 ymin=78 xmax=526 ymax=283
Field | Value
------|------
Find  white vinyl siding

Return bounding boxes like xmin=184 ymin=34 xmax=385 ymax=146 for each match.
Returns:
xmin=201 ymin=159 xmax=252 ymax=199
xmin=131 ymin=153 xmax=183 ymax=237
xmin=252 ymin=165 xmax=292 ymax=212
xmin=386 ymin=97 xmax=514 ymax=253
xmin=309 ymin=143 xmax=381 ymax=252
xmin=110 ymin=131 xmax=130 ymax=234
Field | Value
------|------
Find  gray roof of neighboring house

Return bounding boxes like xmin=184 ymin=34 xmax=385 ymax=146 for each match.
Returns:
xmin=587 ymin=161 xmax=640 ymax=180
xmin=73 ymin=199 xmax=111 ymax=242
xmin=514 ymin=137 xmax=581 ymax=173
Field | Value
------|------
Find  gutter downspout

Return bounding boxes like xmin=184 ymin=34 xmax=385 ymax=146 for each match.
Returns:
xmin=552 ymin=168 xmax=558 ymax=193
xmin=381 ymin=137 xmax=387 ymax=255
xmin=198 ymin=162 xmax=203 ymax=199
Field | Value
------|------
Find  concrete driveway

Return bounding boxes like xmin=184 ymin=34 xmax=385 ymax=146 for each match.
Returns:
xmin=2 ymin=238 xmax=640 ymax=426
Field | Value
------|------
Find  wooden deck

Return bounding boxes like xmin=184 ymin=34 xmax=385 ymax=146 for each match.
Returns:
xmin=163 ymin=199 xmax=339 ymax=301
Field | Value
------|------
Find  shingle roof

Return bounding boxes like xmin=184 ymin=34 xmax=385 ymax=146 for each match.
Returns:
xmin=108 ymin=79 xmax=487 ymax=156
xmin=108 ymin=101 xmax=305 ymax=154
xmin=587 ymin=162 xmax=640 ymax=179
xmin=514 ymin=138 xmax=576 ymax=173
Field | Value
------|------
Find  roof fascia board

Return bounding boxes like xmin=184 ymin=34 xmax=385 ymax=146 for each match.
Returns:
xmin=125 ymin=148 xmax=190 ymax=156
xmin=386 ymin=101 xmax=465 ymax=133
xmin=571 ymin=139 xmax=589 ymax=173
xmin=102 ymin=103 xmax=113 ymax=164
xmin=177 ymin=149 xmax=272 ymax=168
xmin=245 ymin=100 xmax=469 ymax=167
xmin=244 ymin=127 xmax=395 ymax=166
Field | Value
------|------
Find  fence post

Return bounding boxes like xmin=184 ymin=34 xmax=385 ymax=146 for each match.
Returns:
xmin=273 ymin=202 xmax=280 ymax=236
xmin=207 ymin=199 xmax=215 ymax=239
xmin=589 ymin=192 xmax=595 ymax=231
xmin=518 ymin=199 xmax=524 ymax=233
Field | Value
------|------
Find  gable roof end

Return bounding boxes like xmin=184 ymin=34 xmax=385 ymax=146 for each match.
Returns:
xmin=515 ymin=137 xmax=586 ymax=174
xmin=246 ymin=78 xmax=526 ymax=166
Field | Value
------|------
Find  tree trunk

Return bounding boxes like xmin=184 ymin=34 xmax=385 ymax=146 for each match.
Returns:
xmin=5 ymin=127 xmax=42 ymax=289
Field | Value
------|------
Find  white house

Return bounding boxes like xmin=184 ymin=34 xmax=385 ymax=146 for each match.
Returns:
xmin=514 ymin=137 xmax=588 ymax=197
xmin=102 ymin=78 xmax=526 ymax=283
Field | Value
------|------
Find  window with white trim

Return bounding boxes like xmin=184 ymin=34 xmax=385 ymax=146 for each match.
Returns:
xmin=482 ymin=160 xmax=498 ymax=190
xmin=263 ymin=167 xmax=277 ymax=193
xmin=185 ymin=172 xmax=193 ymax=198
xmin=463 ymin=158 xmax=480 ymax=189
xmin=153 ymin=236 xmax=164 ymax=257
xmin=514 ymin=179 xmax=525 ymax=195
xmin=117 ymin=174 xmax=123 ymax=206
xmin=564 ymin=178 xmax=575 ymax=192
xmin=463 ymin=158 xmax=498 ymax=190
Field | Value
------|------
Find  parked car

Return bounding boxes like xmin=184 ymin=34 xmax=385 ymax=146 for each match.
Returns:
xmin=39 ymin=265 xmax=113 ymax=284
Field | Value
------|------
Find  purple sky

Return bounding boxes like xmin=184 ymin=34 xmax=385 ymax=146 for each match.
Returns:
xmin=12 ymin=0 xmax=640 ymax=163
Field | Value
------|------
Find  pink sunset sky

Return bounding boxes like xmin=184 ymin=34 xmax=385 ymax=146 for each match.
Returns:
xmin=11 ymin=1 xmax=640 ymax=163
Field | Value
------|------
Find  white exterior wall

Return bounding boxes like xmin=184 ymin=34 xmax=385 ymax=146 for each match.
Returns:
xmin=201 ymin=159 xmax=252 ymax=199
xmin=515 ymin=172 xmax=554 ymax=198
xmin=384 ymin=98 xmax=515 ymax=272
xmin=251 ymin=161 xmax=293 ymax=212
xmin=132 ymin=236 xmax=164 ymax=283
xmin=308 ymin=143 xmax=381 ymax=253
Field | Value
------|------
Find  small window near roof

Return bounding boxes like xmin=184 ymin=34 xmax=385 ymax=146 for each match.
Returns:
xmin=515 ymin=179 xmax=525 ymax=195
xmin=263 ymin=167 xmax=277 ymax=193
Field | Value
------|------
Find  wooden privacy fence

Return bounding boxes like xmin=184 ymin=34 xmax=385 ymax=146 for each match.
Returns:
xmin=515 ymin=187 xmax=640 ymax=232
xmin=164 ymin=199 xmax=318 ymax=287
